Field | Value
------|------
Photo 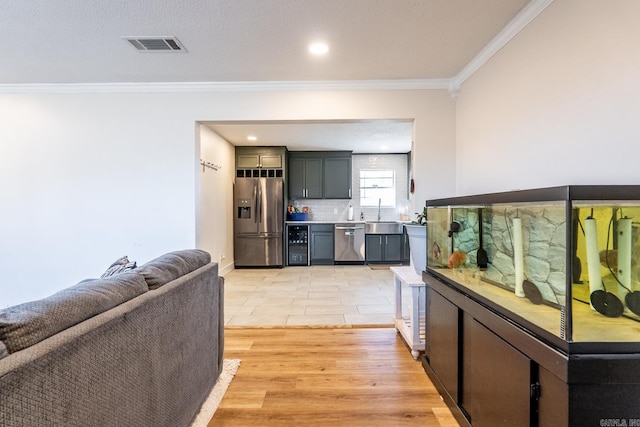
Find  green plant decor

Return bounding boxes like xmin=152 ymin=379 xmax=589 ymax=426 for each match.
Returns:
xmin=412 ymin=207 xmax=427 ymax=226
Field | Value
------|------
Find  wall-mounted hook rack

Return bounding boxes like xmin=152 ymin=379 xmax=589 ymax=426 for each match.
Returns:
xmin=200 ymin=159 xmax=221 ymax=172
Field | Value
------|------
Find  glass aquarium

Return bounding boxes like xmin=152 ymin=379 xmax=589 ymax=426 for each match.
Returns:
xmin=425 ymin=186 xmax=640 ymax=348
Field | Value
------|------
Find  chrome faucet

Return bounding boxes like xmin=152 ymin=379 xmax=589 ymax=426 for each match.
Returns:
xmin=377 ymin=198 xmax=381 ymax=221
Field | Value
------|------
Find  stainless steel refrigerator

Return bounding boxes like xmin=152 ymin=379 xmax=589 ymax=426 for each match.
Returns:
xmin=233 ymin=177 xmax=284 ymax=267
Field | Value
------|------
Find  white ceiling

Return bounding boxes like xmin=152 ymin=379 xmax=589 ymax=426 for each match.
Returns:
xmin=204 ymin=119 xmax=415 ymax=153
xmin=3 ymin=0 xmax=533 ymax=153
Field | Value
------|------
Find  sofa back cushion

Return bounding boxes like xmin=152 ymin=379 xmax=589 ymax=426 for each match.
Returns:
xmin=0 ymin=272 xmax=148 ymax=354
xmin=137 ymin=249 xmax=211 ymax=290
xmin=0 ymin=341 xmax=7 ymax=359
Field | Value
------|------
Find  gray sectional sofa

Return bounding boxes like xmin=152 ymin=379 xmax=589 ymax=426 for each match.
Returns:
xmin=0 ymin=249 xmax=224 ymax=427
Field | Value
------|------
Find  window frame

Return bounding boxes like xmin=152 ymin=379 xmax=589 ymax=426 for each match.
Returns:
xmin=359 ymin=169 xmax=396 ymax=208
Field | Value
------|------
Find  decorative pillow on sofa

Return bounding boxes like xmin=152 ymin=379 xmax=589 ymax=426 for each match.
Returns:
xmin=137 ymin=249 xmax=211 ymax=290
xmin=107 ymin=255 xmax=129 ymax=268
xmin=0 ymin=272 xmax=148 ymax=354
xmin=100 ymin=255 xmax=137 ymax=278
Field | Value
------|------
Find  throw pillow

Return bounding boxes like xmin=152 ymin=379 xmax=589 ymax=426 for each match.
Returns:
xmin=101 ymin=255 xmax=137 ymax=278
xmin=108 ymin=255 xmax=129 ymax=268
xmin=0 ymin=340 xmax=8 ymax=360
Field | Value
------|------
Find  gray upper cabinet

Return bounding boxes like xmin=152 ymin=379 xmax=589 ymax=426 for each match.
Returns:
xmin=323 ymin=157 xmax=352 ymax=199
xmin=288 ymin=158 xmax=305 ymax=198
xmin=289 ymin=157 xmax=323 ymax=199
xmin=236 ymin=147 xmax=285 ymax=169
xmin=259 ymin=154 xmax=283 ymax=168
xmin=288 ymin=151 xmax=352 ymax=199
xmin=236 ymin=154 xmax=262 ymax=168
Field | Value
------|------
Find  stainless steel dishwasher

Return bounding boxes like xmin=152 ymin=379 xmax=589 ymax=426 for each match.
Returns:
xmin=334 ymin=223 xmax=365 ymax=263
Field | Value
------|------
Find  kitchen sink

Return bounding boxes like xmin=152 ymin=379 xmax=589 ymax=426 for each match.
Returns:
xmin=364 ymin=221 xmax=405 ymax=234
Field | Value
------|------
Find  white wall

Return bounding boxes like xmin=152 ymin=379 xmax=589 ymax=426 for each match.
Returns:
xmin=197 ymin=124 xmax=235 ymax=275
xmin=456 ymin=0 xmax=640 ymax=195
xmin=0 ymin=93 xmax=200 ymax=307
xmin=0 ymin=89 xmax=455 ymax=306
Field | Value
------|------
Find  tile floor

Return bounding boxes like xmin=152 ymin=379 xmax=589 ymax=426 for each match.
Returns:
xmin=223 ymin=265 xmax=401 ymax=327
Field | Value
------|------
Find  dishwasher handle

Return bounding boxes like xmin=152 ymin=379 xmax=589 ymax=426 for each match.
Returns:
xmin=335 ymin=226 xmax=364 ymax=230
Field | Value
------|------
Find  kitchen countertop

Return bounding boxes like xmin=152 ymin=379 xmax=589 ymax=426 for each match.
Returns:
xmin=285 ymin=220 xmax=412 ymax=224
xmin=286 ymin=220 xmax=364 ymax=224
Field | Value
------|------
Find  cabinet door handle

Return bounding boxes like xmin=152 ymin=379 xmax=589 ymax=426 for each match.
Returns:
xmin=349 ymin=189 xmax=351 ymax=198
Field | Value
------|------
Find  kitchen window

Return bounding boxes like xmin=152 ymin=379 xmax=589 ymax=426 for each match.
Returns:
xmin=360 ymin=170 xmax=395 ymax=207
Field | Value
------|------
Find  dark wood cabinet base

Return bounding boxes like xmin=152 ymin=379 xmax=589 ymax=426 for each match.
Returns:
xmin=422 ymin=271 xmax=640 ymax=426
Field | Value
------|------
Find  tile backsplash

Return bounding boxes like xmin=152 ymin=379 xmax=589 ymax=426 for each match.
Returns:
xmin=289 ymin=154 xmax=411 ymax=221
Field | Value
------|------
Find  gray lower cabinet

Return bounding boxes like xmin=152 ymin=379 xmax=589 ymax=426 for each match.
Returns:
xmin=310 ymin=225 xmax=334 ymax=265
xmin=402 ymin=231 xmax=410 ymax=264
xmin=365 ymin=235 xmax=383 ymax=262
xmin=385 ymin=234 xmax=403 ymax=261
xmin=365 ymin=234 xmax=403 ymax=263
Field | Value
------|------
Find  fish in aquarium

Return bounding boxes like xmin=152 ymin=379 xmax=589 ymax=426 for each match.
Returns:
xmin=599 ymin=249 xmax=618 ymax=267
xmin=432 ymin=242 xmax=441 ymax=259
xmin=599 ymin=248 xmax=640 ymax=270
xmin=448 ymin=250 xmax=467 ymax=269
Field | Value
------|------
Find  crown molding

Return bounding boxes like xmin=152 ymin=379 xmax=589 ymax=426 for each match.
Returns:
xmin=450 ymin=0 xmax=554 ymax=93
xmin=0 ymin=79 xmax=452 ymax=94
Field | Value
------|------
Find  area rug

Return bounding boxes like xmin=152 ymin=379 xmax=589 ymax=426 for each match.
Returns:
xmin=369 ymin=264 xmax=401 ymax=270
xmin=190 ymin=359 xmax=241 ymax=427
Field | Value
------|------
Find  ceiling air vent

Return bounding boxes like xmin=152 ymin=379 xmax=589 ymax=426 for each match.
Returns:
xmin=123 ymin=37 xmax=186 ymax=52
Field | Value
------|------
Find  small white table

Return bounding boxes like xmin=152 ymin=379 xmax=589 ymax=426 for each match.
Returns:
xmin=390 ymin=266 xmax=426 ymax=359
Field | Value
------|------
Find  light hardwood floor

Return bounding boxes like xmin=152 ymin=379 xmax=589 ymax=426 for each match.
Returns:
xmin=209 ymin=328 xmax=459 ymax=426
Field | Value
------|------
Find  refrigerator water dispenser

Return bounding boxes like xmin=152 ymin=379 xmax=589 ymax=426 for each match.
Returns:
xmin=237 ymin=206 xmax=251 ymax=219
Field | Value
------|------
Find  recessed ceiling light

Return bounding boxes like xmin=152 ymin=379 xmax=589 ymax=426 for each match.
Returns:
xmin=247 ymin=135 xmax=257 ymax=141
xmin=309 ymin=42 xmax=329 ymax=55
xmin=381 ymin=145 xmax=389 ymax=150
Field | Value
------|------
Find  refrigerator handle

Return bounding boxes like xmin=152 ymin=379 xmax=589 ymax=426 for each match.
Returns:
xmin=253 ymin=183 xmax=258 ymax=224
xmin=257 ymin=182 xmax=262 ymax=224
